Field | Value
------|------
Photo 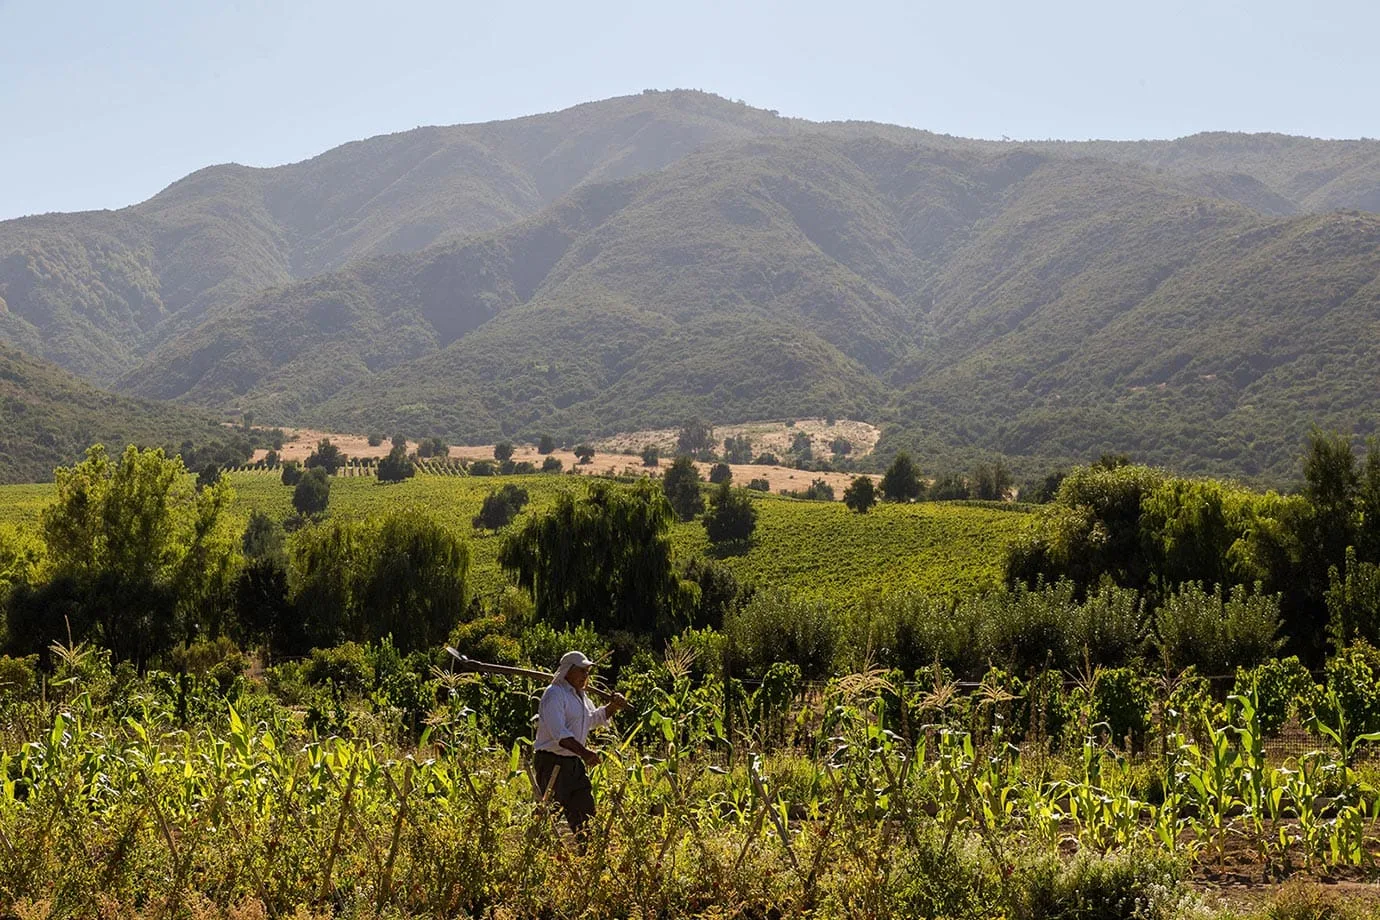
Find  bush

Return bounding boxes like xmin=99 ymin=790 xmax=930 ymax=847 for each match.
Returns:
xmin=537 ymin=434 xmax=556 ymax=454
xmin=641 ymin=445 xmax=660 ymax=467
xmin=473 ymin=485 xmax=531 ymax=531
xmin=376 ymin=444 xmax=416 ymax=483
xmin=727 ymin=590 xmax=838 ymax=679
xmin=1156 ymin=582 xmax=1282 ymax=674
xmin=663 ymin=455 xmax=705 ymax=521
xmin=1087 ymin=667 xmax=1153 ymax=749
xmin=843 ymin=475 xmax=877 ymax=513
xmin=303 ymin=642 xmax=374 ymax=696
xmin=753 ymin=452 xmax=779 ymax=466
xmin=708 ymin=462 xmax=732 ymax=484
xmin=417 ymin=437 xmax=448 ymax=459
xmin=469 ymin=459 xmax=496 ymax=476
xmin=1234 ymin=656 xmax=1314 ymax=736
xmin=1011 ymin=851 xmax=1185 ymax=920
xmin=746 ymin=478 xmax=770 ymax=491
xmin=541 ymin=456 xmax=563 ymax=473
xmin=293 ymin=467 xmax=331 ymax=516
xmin=881 ymin=452 xmax=923 ymax=502
xmin=304 ymin=439 xmax=345 ymax=474
xmin=703 ymin=482 xmax=757 ymax=545
xmin=494 ymin=442 xmax=514 ymax=462
xmin=281 ymin=460 xmax=303 ymax=486
xmin=0 ymin=653 xmax=39 ymax=701
xmin=367 ymin=433 xmax=383 ymax=447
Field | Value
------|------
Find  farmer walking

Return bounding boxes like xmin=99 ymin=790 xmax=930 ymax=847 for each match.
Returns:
xmin=533 ymin=650 xmax=629 ymax=838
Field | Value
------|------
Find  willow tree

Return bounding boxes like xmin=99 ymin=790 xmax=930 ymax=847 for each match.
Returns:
xmin=499 ymin=481 xmax=696 ymax=636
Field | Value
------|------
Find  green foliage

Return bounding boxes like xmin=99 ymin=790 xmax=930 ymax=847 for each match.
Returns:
xmin=677 ymin=418 xmax=714 ymax=457
xmin=499 ymin=481 xmax=694 ymax=637
xmin=376 ymin=443 xmax=416 ymax=483
xmin=723 ymin=435 xmax=753 ymax=464
xmin=707 ymin=462 xmax=732 ymax=484
xmin=640 ymin=444 xmax=659 ymax=467
xmin=662 ymin=454 xmax=705 ymax=521
xmin=540 ymin=455 xmax=563 ymax=473
xmin=472 ymin=484 xmax=530 ymax=531
xmin=842 ymin=475 xmax=877 ymax=513
xmin=970 ymin=460 xmax=1012 ymax=501
xmin=1011 ymin=851 xmax=1182 ymax=920
xmin=702 ymin=482 xmax=757 ymax=546
xmin=292 ymin=466 xmax=331 ymax=516
xmin=289 ymin=507 xmax=469 ymax=652
xmin=280 ymin=459 xmax=302 ymax=485
xmin=1234 ymin=657 xmax=1314 ymax=736
xmin=573 ymin=444 xmax=595 ymax=464
xmin=727 ymin=589 xmax=838 ymax=679
xmin=1087 ymin=667 xmax=1153 ymax=749
xmin=880 ymin=452 xmax=922 ymax=502
xmin=537 ymin=434 xmax=556 ymax=454
xmin=746 ymin=477 xmax=770 ymax=492
xmin=493 ymin=441 xmax=513 ymax=462
xmin=1325 ymin=545 xmax=1380 ymax=650
xmin=304 ymin=438 xmax=345 ymax=474
xmin=7 ymin=444 xmax=238 ymax=665
xmin=1155 ymin=582 xmax=1283 ymax=675
xmin=783 ymin=478 xmax=834 ymax=501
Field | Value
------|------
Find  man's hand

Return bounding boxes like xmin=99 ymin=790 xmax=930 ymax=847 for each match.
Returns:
xmin=582 ymin=748 xmax=602 ymax=768
xmin=606 ymin=693 xmax=630 ymax=715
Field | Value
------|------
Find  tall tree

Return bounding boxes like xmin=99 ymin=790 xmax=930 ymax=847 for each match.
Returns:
xmin=703 ymin=482 xmax=758 ymax=545
xmin=843 ymin=475 xmax=877 ymax=513
xmin=499 ymin=481 xmax=694 ymax=636
xmin=881 ymin=452 xmax=923 ymax=502
xmin=663 ymin=455 xmax=705 ymax=521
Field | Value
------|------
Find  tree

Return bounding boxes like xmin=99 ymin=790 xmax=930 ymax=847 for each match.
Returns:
xmin=281 ymin=460 xmax=302 ymax=485
xmin=709 ymin=462 xmax=732 ymax=484
xmin=376 ymin=444 xmax=415 ymax=483
xmin=791 ymin=431 xmax=813 ymax=461
xmin=367 ymin=432 xmax=384 ymax=447
xmin=704 ymin=482 xmax=757 ymax=545
xmin=242 ymin=510 xmax=285 ymax=563
xmin=541 ymin=456 xmax=563 ymax=473
xmin=494 ymin=442 xmax=515 ymax=462
xmin=391 ymin=433 xmax=408 ymax=450
xmin=831 ymin=437 xmax=852 ymax=458
xmin=417 ymin=437 xmax=448 ymax=459
xmin=291 ymin=509 xmax=469 ymax=652
xmin=537 ymin=434 xmax=556 ymax=455
xmin=843 ymin=476 xmax=877 ymax=513
xmin=930 ymin=474 xmax=969 ymax=501
xmin=263 ymin=450 xmax=279 ymax=468
xmin=663 ymin=455 xmax=705 ymax=521
xmin=972 ymin=461 xmax=1013 ymax=501
xmin=293 ymin=467 xmax=331 ymax=516
xmin=574 ymin=444 xmax=595 ymax=464
xmin=22 ymin=445 xmax=238 ymax=667
xmin=473 ymin=485 xmax=530 ymax=531
xmin=881 ymin=453 xmax=923 ymax=502
xmin=641 ymin=444 xmax=660 ymax=467
xmin=197 ymin=463 xmax=222 ymax=490
xmin=499 ymin=481 xmax=694 ymax=636
xmin=304 ymin=439 xmax=345 ymax=475
xmin=754 ymin=452 xmax=780 ymax=466
xmin=747 ymin=478 xmax=770 ymax=491
xmin=724 ymin=435 xmax=753 ymax=464
xmin=677 ymin=419 xmax=715 ymax=457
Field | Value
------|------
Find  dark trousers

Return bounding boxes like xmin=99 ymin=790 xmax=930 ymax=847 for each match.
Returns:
xmin=533 ymin=749 xmax=595 ymax=836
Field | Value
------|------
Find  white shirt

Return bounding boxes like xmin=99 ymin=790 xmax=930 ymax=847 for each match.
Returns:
xmin=534 ymin=678 xmax=609 ymax=756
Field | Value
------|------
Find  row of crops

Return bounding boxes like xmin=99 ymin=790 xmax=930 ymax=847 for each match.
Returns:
xmin=4 ymin=642 xmax=1380 ymax=918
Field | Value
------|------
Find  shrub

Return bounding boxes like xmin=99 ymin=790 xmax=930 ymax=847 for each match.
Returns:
xmin=1088 ymin=667 xmax=1153 ymax=749
xmin=473 ymin=485 xmax=531 ymax=531
xmin=727 ymin=590 xmax=838 ymax=679
xmin=843 ymin=475 xmax=877 ymax=513
xmin=641 ymin=445 xmax=660 ymax=467
xmin=304 ymin=439 xmax=345 ymax=474
xmin=574 ymin=444 xmax=595 ymax=464
xmin=303 ymin=642 xmax=374 ymax=696
xmin=376 ymin=444 xmax=416 ymax=483
xmin=293 ymin=467 xmax=331 ymax=516
xmin=1234 ymin=656 xmax=1314 ymax=736
xmin=746 ymin=477 xmax=770 ymax=491
xmin=703 ymin=482 xmax=757 ymax=545
xmin=1156 ymin=582 xmax=1282 ymax=674
xmin=663 ymin=455 xmax=705 ymax=521
xmin=753 ymin=452 xmax=779 ymax=466
xmin=280 ymin=460 xmax=303 ymax=486
xmin=1011 ymin=851 xmax=1186 ymax=920
xmin=537 ymin=434 xmax=556 ymax=454
xmin=708 ymin=462 xmax=732 ymax=484
xmin=469 ymin=459 xmax=496 ymax=476
xmin=541 ymin=456 xmax=563 ymax=473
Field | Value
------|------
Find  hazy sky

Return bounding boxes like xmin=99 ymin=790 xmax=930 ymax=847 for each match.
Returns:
xmin=2 ymin=0 xmax=1375 ymax=219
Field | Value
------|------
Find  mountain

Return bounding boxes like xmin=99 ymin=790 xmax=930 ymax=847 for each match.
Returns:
xmin=0 ymin=91 xmax=797 ymax=382
xmin=5 ymin=91 xmax=1380 ymax=482
xmin=0 ymin=343 xmax=217 ymax=484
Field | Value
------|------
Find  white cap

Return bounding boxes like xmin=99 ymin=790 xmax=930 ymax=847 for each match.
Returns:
xmin=554 ymin=650 xmax=595 ymax=682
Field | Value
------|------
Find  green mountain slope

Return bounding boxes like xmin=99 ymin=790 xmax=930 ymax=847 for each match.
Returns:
xmin=0 ymin=343 xmax=217 ymax=483
xmin=0 ymin=91 xmax=797 ymax=381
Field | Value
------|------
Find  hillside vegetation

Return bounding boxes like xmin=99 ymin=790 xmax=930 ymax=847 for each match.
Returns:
xmin=3 ymin=91 xmax=1380 ymax=482
xmin=0 ymin=343 xmax=216 ymax=483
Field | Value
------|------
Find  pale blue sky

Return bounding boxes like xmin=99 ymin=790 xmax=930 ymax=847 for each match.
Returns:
xmin=2 ymin=0 xmax=1375 ymax=220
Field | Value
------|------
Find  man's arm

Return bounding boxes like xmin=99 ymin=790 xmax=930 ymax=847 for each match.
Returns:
xmin=559 ymin=735 xmax=601 ymax=766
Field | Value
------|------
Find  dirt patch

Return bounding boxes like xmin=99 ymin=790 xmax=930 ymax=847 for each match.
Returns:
xmin=254 ymin=428 xmax=875 ymax=501
xmin=594 ymin=418 xmax=881 ymax=460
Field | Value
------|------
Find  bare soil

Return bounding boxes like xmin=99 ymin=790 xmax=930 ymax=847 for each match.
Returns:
xmin=254 ymin=427 xmax=877 ymax=501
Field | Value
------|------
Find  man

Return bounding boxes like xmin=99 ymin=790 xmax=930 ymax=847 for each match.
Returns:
xmin=533 ymin=650 xmax=629 ymax=836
